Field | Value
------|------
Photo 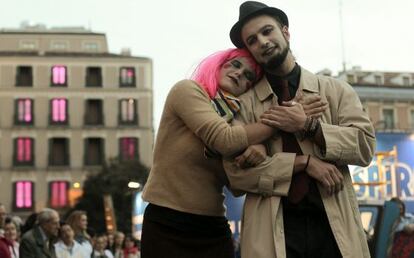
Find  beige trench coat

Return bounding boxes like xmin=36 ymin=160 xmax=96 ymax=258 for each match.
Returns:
xmin=223 ymin=67 xmax=376 ymax=258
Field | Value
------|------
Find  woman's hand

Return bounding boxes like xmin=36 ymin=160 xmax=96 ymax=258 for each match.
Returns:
xmin=260 ymin=94 xmax=327 ymax=132
xmin=235 ymin=144 xmax=267 ymax=168
xmin=260 ymin=103 xmax=307 ymax=133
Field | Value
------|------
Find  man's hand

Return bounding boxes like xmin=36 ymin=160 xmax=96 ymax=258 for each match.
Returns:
xmin=296 ymin=95 xmax=328 ymax=119
xmin=260 ymin=103 xmax=307 ymax=133
xmin=306 ymin=156 xmax=344 ymax=195
xmin=235 ymin=144 xmax=267 ymax=168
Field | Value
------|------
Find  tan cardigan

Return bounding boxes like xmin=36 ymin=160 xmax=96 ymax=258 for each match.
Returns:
xmin=142 ymin=80 xmax=249 ymax=216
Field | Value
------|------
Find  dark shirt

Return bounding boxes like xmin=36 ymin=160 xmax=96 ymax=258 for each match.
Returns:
xmin=266 ymin=63 xmax=324 ymax=212
xmin=266 ymin=62 xmax=301 ymax=100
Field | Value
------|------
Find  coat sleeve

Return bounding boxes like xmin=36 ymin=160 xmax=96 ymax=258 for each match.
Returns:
xmin=223 ymin=94 xmax=295 ymax=196
xmin=223 ymin=154 xmax=295 ymax=197
xmin=168 ymin=80 xmax=248 ymax=157
xmin=19 ymin=238 xmax=36 ymax=258
xmin=314 ymin=78 xmax=376 ymax=167
xmin=0 ymin=241 xmax=11 ymax=258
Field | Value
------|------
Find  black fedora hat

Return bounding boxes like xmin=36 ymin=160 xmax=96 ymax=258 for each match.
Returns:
xmin=230 ymin=1 xmax=289 ymax=48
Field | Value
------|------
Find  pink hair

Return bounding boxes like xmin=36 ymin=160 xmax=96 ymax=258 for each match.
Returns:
xmin=191 ymin=48 xmax=262 ymax=99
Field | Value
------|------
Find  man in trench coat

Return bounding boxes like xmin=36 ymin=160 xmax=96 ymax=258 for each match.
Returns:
xmin=223 ymin=1 xmax=376 ymax=258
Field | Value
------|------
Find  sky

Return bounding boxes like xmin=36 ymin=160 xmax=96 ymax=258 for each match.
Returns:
xmin=1 ymin=0 xmax=413 ymax=130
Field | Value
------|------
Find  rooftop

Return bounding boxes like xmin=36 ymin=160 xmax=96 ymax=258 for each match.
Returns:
xmin=0 ymin=22 xmax=103 ymax=35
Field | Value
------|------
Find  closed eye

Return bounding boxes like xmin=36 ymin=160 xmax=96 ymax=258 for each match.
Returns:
xmin=231 ymin=60 xmax=242 ymax=68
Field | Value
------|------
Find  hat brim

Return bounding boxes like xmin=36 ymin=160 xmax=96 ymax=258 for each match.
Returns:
xmin=230 ymin=7 xmax=288 ymax=48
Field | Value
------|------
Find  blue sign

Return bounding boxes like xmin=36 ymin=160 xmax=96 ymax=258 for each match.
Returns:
xmin=224 ymin=187 xmax=245 ymax=238
xmin=131 ymin=192 xmax=147 ymax=240
xmin=351 ymin=133 xmax=414 ymax=213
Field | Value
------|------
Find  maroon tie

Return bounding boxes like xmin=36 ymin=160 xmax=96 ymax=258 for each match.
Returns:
xmin=277 ymin=78 xmax=309 ymax=203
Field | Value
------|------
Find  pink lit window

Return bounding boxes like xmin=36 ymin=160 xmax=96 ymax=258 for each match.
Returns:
xmin=120 ymin=137 xmax=138 ymax=160
xmin=120 ymin=67 xmax=135 ymax=86
xmin=52 ymin=65 xmax=67 ymax=86
xmin=51 ymin=98 xmax=67 ymax=123
xmin=120 ymin=99 xmax=136 ymax=122
xmin=15 ymin=137 xmax=33 ymax=164
xmin=15 ymin=181 xmax=33 ymax=209
xmin=50 ymin=181 xmax=68 ymax=208
xmin=16 ymin=99 xmax=33 ymax=123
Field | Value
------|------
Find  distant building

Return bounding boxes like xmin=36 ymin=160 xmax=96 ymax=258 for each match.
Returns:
xmin=0 ymin=24 xmax=153 ymax=216
xmin=333 ymin=66 xmax=414 ymax=205
xmin=335 ymin=66 xmax=414 ymax=132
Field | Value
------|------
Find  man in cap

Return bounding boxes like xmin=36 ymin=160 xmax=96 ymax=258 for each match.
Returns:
xmin=223 ymin=1 xmax=375 ymax=257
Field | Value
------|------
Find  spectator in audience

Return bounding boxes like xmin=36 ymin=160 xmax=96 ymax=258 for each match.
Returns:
xmin=55 ymin=222 xmax=88 ymax=258
xmin=106 ymin=233 xmax=115 ymax=253
xmin=111 ymin=232 xmax=124 ymax=258
xmin=0 ymin=203 xmax=7 ymax=236
xmin=388 ymin=197 xmax=414 ymax=258
xmin=66 ymin=210 xmax=92 ymax=256
xmin=123 ymin=235 xmax=139 ymax=258
xmin=19 ymin=208 xmax=60 ymax=258
xmin=92 ymin=234 xmax=114 ymax=258
xmin=4 ymin=217 xmax=20 ymax=258
xmin=391 ymin=197 xmax=414 ymax=234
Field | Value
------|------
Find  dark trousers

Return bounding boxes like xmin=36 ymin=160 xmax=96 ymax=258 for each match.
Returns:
xmin=283 ymin=198 xmax=342 ymax=258
xmin=141 ymin=218 xmax=235 ymax=258
xmin=141 ymin=204 xmax=235 ymax=258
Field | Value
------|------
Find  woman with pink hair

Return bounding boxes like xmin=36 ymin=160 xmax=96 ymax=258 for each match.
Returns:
xmin=191 ymin=48 xmax=262 ymax=99
xmin=141 ymin=48 xmax=271 ymax=258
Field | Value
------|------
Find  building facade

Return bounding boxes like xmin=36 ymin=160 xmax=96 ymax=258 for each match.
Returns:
xmin=333 ymin=67 xmax=414 ymax=207
xmin=0 ymin=25 xmax=153 ymax=216
xmin=336 ymin=66 xmax=414 ymax=132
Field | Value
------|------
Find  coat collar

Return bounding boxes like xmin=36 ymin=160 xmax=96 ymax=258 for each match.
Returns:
xmin=254 ymin=66 xmax=319 ymax=102
xmin=33 ymin=226 xmax=54 ymax=257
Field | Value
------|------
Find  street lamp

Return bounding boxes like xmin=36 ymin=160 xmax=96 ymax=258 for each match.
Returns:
xmin=128 ymin=181 xmax=140 ymax=189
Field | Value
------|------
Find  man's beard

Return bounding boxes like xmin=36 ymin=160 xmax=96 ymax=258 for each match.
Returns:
xmin=262 ymin=42 xmax=290 ymax=71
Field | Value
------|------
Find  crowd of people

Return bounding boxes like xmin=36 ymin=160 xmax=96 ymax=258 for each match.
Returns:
xmin=0 ymin=204 xmax=140 ymax=258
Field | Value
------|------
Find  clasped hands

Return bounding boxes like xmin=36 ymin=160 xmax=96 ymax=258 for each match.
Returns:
xmin=260 ymin=94 xmax=327 ymax=133
xmin=235 ymin=94 xmax=343 ymax=195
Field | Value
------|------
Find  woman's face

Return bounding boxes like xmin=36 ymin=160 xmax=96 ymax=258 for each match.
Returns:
xmin=79 ymin=214 xmax=88 ymax=230
xmin=4 ymin=222 xmax=18 ymax=241
xmin=107 ymin=233 xmax=114 ymax=245
xmin=218 ymin=57 xmax=256 ymax=97
xmin=125 ymin=237 xmax=135 ymax=248
xmin=95 ymin=236 xmax=106 ymax=252
xmin=114 ymin=232 xmax=125 ymax=246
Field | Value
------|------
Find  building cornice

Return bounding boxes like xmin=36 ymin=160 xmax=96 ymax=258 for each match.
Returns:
xmin=0 ymin=51 xmax=151 ymax=61
xmin=353 ymin=85 xmax=414 ymax=101
xmin=0 ymin=31 xmax=105 ymax=36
